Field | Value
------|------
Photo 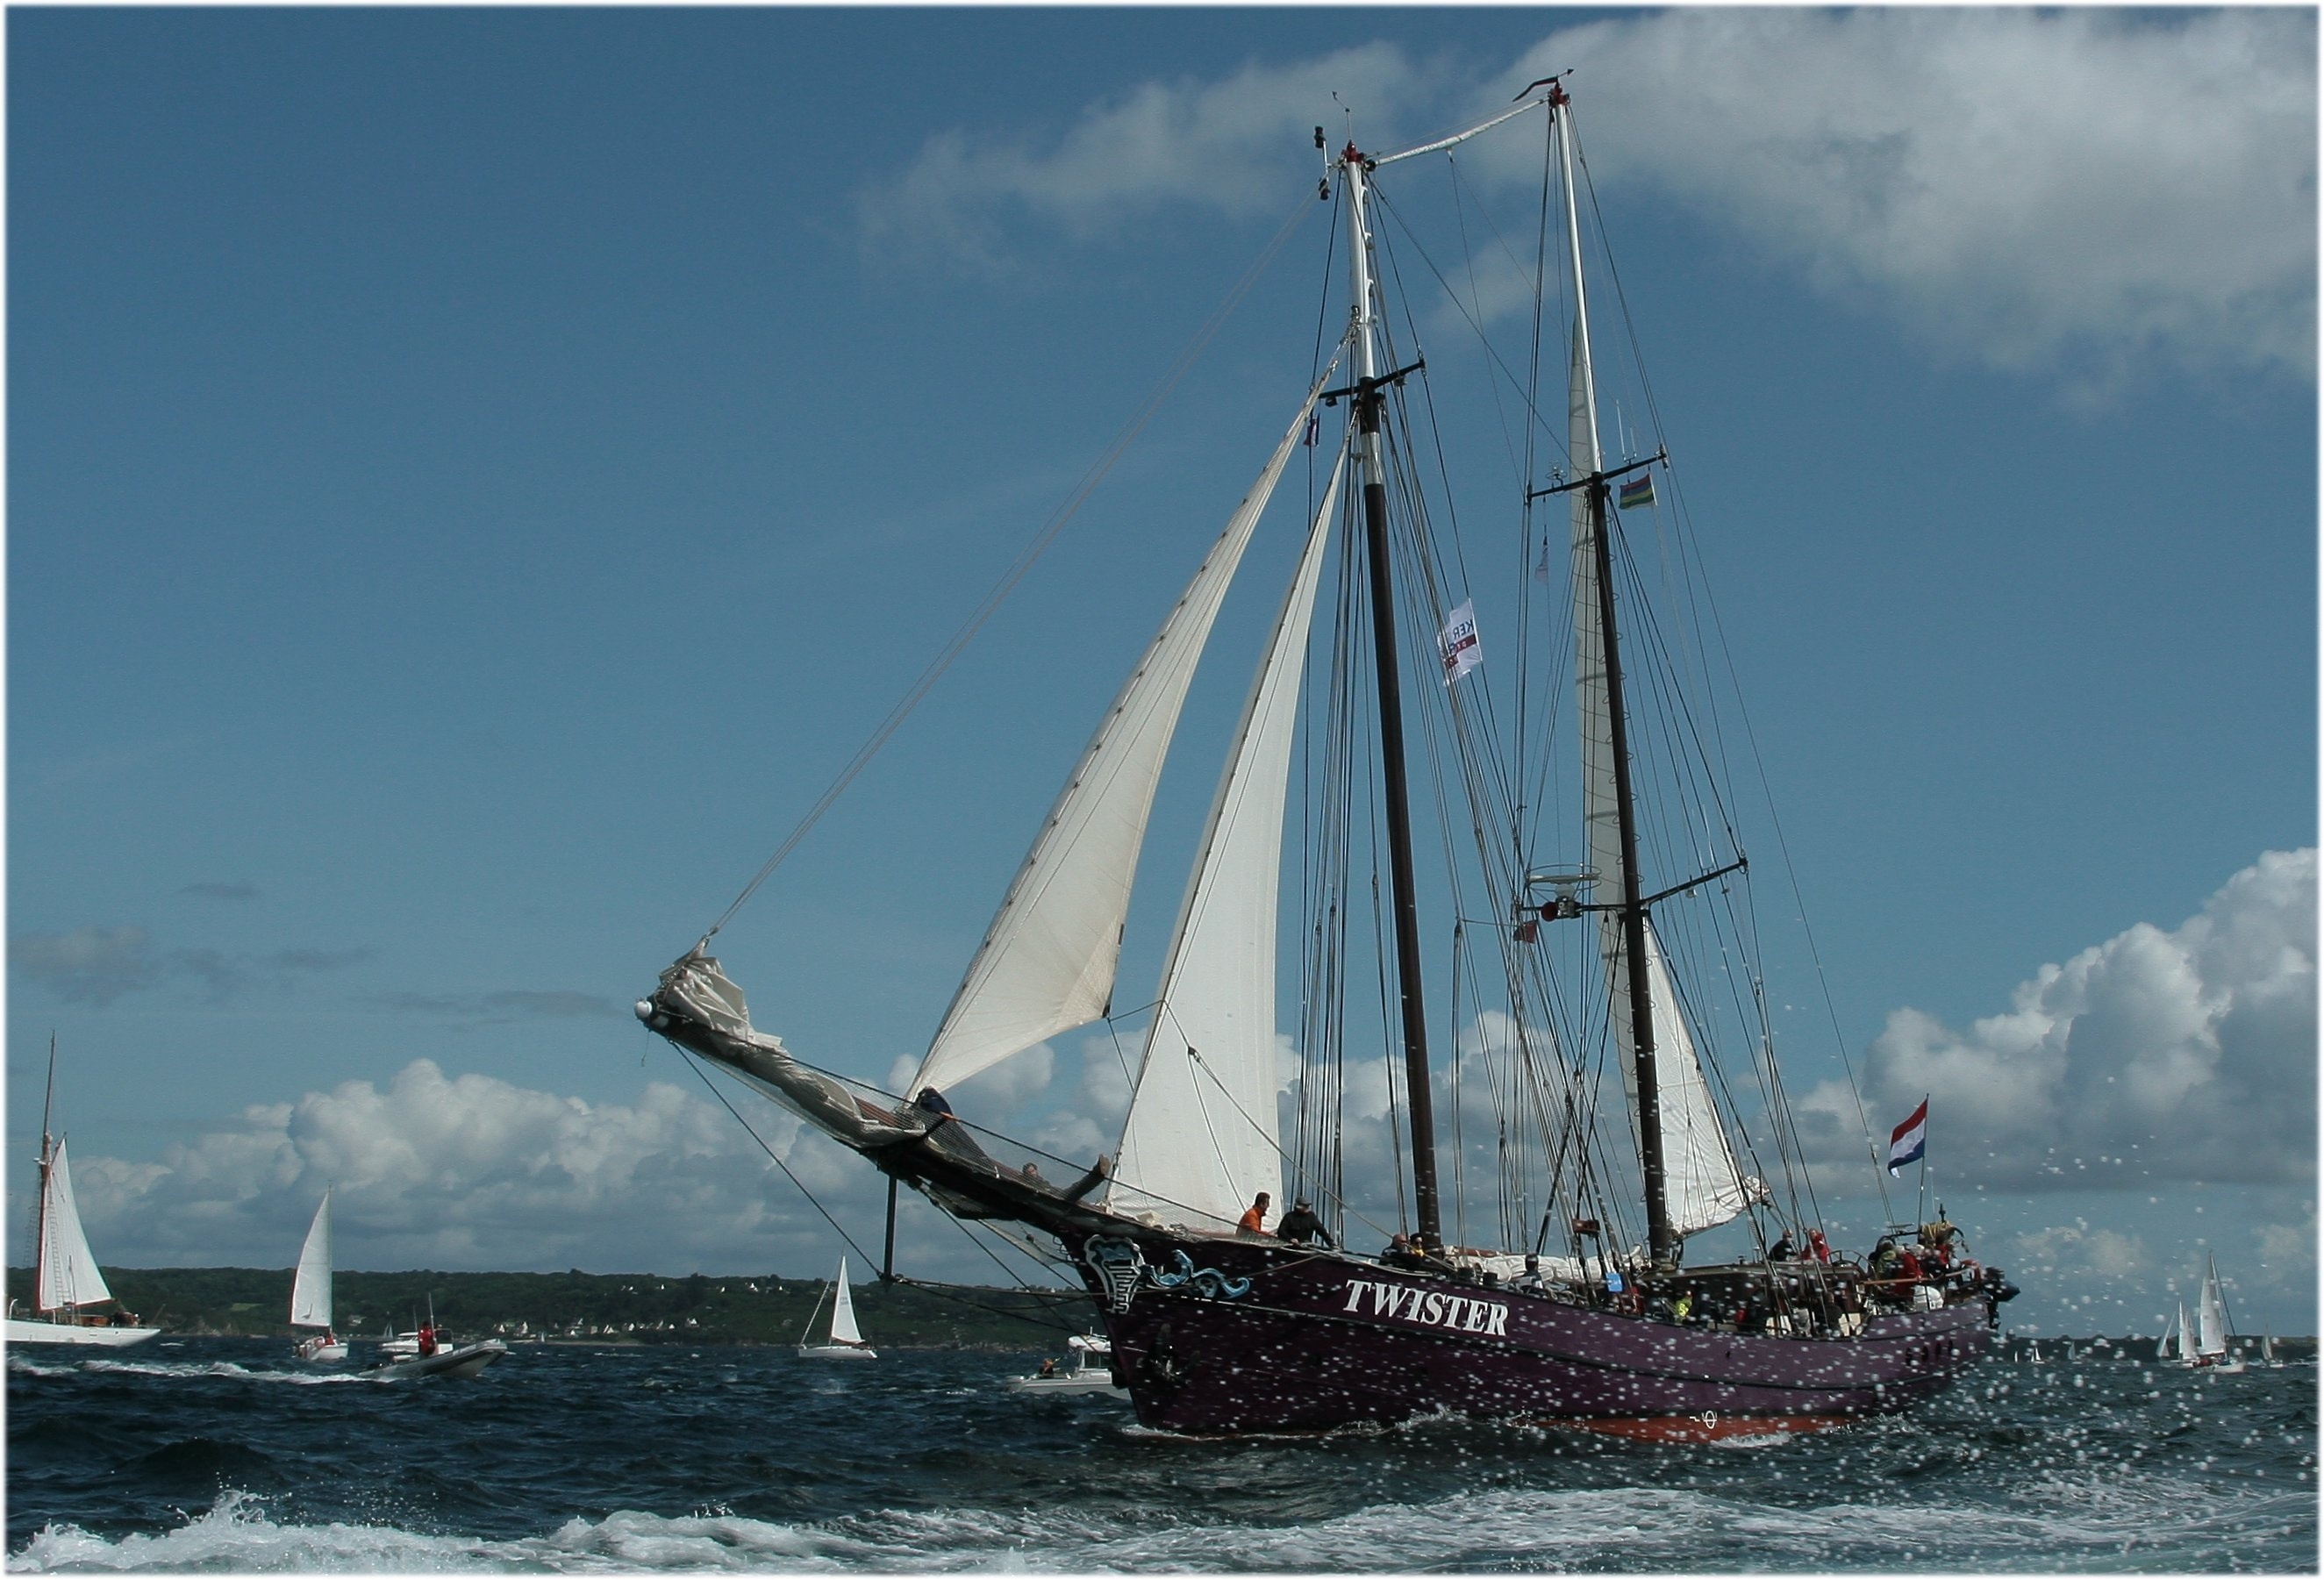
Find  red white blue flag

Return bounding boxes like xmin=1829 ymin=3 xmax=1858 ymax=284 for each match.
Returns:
xmin=1887 ymin=1099 xmax=1928 ymax=1176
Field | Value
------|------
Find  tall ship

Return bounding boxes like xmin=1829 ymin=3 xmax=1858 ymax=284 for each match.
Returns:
xmin=639 ymin=80 xmax=2015 ymax=1439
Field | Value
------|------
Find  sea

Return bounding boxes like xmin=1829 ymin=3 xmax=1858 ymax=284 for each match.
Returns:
xmin=7 ymin=1337 xmax=2315 ymax=1573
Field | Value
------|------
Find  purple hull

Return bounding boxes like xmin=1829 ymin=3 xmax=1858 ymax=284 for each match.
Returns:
xmin=640 ymin=992 xmax=2002 ymax=1441
xmin=1075 ymin=1240 xmax=1992 ymax=1438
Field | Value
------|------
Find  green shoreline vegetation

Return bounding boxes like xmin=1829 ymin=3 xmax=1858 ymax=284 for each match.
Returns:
xmin=5 ymin=1266 xmax=1088 ymax=1349
xmin=11 ymin=1266 xmax=2313 ymax=1362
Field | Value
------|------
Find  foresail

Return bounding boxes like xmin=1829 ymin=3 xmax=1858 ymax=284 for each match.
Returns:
xmin=829 ymin=1259 xmax=863 ymax=1346
xmin=912 ymin=366 xmax=1341 ymax=1097
xmin=37 ymin=1140 xmax=114 ymax=1312
xmin=291 ymin=1190 xmax=334 ymax=1329
xmin=1567 ymin=324 xmax=1756 ymax=1240
xmin=1108 ymin=449 xmax=1345 ymax=1229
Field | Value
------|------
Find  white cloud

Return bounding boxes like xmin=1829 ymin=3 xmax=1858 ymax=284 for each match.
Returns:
xmin=56 ymin=1059 xmax=871 ymax=1275
xmin=869 ymin=12 xmax=2313 ymax=379
xmin=860 ymin=43 xmax=1434 ymax=271
xmin=1515 ymin=9 xmax=2315 ymax=381
xmin=1798 ymin=849 xmax=2316 ymax=1189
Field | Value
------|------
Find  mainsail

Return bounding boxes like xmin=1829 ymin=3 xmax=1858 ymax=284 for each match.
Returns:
xmin=829 ymin=1258 xmax=864 ymax=1347
xmin=2196 ymin=1259 xmax=2228 ymax=1359
xmin=1109 ymin=450 xmax=1346 ymax=1228
xmin=291 ymin=1190 xmax=334 ymax=1330
xmin=912 ymin=369 xmax=1340 ymax=1096
xmin=1565 ymin=322 xmax=1756 ymax=1239
xmin=37 ymin=1140 xmax=114 ymax=1313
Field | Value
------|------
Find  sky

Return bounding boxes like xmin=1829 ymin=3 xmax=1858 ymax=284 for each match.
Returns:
xmin=7 ymin=7 xmax=2315 ymax=1341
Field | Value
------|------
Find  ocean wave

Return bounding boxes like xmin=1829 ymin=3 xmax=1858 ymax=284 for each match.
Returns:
xmin=15 ymin=1469 xmax=2311 ymax=1574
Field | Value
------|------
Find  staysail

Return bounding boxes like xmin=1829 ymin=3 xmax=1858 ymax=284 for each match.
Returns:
xmin=1565 ymin=311 xmax=1757 ymax=1240
xmin=291 ymin=1190 xmax=334 ymax=1330
xmin=829 ymin=1258 xmax=863 ymax=1347
xmin=1108 ymin=449 xmax=1346 ymax=1228
xmin=911 ymin=369 xmax=1338 ymax=1097
xmin=37 ymin=1140 xmax=114 ymax=1313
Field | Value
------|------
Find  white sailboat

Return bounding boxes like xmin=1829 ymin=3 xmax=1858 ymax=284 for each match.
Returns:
xmin=2194 ymin=1255 xmax=2243 ymax=1372
xmin=2260 ymin=1331 xmax=2283 ymax=1368
xmin=4 ymin=1039 xmax=158 ymax=1348
xmin=797 ymin=1257 xmax=875 ymax=1360
xmin=290 ymin=1190 xmax=347 ymax=1362
xmin=2160 ymin=1302 xmax=2191 ymax=1364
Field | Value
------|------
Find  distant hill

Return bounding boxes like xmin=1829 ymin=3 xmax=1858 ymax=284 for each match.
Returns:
xmin=5 ymin=1265 xmax=1090 ymax=1349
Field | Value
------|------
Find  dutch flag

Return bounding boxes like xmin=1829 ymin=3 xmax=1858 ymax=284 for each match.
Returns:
xmin=1887 ymin=1099 xmax=1929 ymax=1176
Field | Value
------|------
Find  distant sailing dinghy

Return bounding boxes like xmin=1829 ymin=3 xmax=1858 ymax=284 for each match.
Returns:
xmin=797 ymin=1258 xmax=876 ymax=1360
xmin=4 ymin=1040 xmax=158 ymax=1348
xmin=290 ymin=1190 xmax=347 ymax=1362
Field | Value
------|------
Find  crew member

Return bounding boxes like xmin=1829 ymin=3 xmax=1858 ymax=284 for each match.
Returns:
xmin=1276 ymin=1198 xmax=1333 ymax=1248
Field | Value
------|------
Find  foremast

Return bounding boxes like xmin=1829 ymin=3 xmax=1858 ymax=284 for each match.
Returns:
xmin=1338 ymin=139 xmax=1441 ymax=1248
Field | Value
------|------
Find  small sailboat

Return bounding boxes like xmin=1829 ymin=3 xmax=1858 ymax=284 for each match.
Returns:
xmin=2160 ymin=1302 xmax=2191 ymax=1364
xmin=2193 ymin=1255 xmax=2244 ymax=1372
xmin=2261 ymin=1331 xmax=2284 ymax=1369
xmin=290 ymin=1190 xmax=347 ymax=1362
xmin=4 ymin=1038 xmax=158 ymax=1348
xmin=2027 ymin=1339 xmax=2042 ymax=1365
xmin=1006 ymin=1333 xmax=1126 ymax=1396
xmin=797 ymin=1258 xmax=876 ymax=1360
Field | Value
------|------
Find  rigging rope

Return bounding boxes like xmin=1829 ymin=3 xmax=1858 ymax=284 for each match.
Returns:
xmin=697 ymin=190 xmax=1321 ymax=947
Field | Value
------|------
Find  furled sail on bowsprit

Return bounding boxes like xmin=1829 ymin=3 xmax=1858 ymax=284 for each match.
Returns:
xmin=1108 ymin=448 xmax=1347 ymax=1230
xmin=1565 ymin=322 xmax=1759 ymax=1240
xmin=37 ymin=1140 xmax=114 ymax=1314
xmin=910 ymin=367 xmax=1340 ymax=1097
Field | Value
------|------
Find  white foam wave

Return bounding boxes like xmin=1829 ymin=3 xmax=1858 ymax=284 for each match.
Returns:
xmin=10 ymin=1460 xmax=2305 ymax=1573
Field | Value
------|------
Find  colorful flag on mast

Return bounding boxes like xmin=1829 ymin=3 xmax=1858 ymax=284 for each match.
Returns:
xmin=1887 ymin=1099 xmax=1929 ymax=1176
xmin=1438 ymin=600 xmax=1482 ymax=684
xmin=1618 ymin=472 xmax=1655 ymax=510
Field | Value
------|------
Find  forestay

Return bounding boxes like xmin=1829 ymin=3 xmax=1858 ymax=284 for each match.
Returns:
xmin=38 ymin=1140 xmax=114 ymax=1313
xmin=912 ymin=367 xmax=1340 ymax=1097
xmin=1109 ymin=449 xmax=1347 ymax=1229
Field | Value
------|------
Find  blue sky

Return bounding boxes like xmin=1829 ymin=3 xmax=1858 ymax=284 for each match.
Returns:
xmin=8 ymin=8 xmax=2315 ymax=1340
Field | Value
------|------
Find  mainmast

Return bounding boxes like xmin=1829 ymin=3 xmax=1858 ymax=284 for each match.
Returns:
xmin=1339 ymin=141 xmax=1441 ymax=1246
xmin=32 ymin=1033 xmax=56 ymax=1306
xmin=1548 ymin=85 xmax=1676 ymax=1266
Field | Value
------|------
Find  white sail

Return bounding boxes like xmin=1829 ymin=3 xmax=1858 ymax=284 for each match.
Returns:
xmin=1565 ymin=319 xmax=1756 ymax=1240
xmin=828 ymin=1259 xmax=863 ymax=1347
xmin=36 ymin=1140 xmax=115 ymax=1313
xmin=1109 ymin=450 xmax=1345 ymax=1229
xmin=2197 ymin=1259 xmax=2228 ymax=1357
xmin=290 ymin=1190 xmax=334 ymax=1330
xmin=912 ymin=372 xmax=1337 ymax=1097
xmin=2168 ymin=1302 xmax=2191 ymax=1362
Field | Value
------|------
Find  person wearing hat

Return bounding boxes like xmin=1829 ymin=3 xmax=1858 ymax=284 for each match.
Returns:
xmin=1276 ymin=1198 xmax=1333 ymax=1248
